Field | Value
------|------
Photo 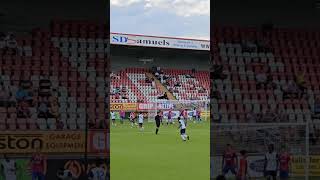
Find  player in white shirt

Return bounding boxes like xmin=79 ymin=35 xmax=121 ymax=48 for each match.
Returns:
xmin=192 ymin=108 xmax=197 ymax=123
xmin=110 ymin=111 xmax=116 ymax=126
xmin=264 ymin=144 xmax=279 ymax=180
xmin=138 ymin=112 xmax=144 ymax=131
xmin=88 ymin=160 xmax=106 ymax=180
xmin=178 ymin=117 xmax=189 ymax=141
xmin=0 ymin=155 xmax=17 ymax=180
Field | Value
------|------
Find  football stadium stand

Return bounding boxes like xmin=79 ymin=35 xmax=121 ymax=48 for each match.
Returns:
xmin=211 ymin=26 xmax=320 ymax=154
xmin=110 ymin=68 xmax=209 ymax=103
xmin=0 ymin=20 xmax=108 ymax=130
xmin=212 ymin=26 xmax=320 ymax=124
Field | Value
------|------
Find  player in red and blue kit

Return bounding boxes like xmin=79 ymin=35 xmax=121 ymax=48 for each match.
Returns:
xmin=279 ymin=147 xmax=291 ymax=180
xmin=222 ymin=144 xmax=238 ymax=178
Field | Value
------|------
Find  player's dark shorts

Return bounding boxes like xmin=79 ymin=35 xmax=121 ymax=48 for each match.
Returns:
xmin=222 ymin=165 xmax=237 ymax=175
xmin=139 ymin=123 xmax=143 ymax=127
xmin=280 ymin=170 xmax=289 ymax=178
xmin=112 ymin=118 xmax=115 ymax=121
xmin=156 ymin=122 xmax=160 ymax=128
xmin=180 ymin=128 xmax=186 ymax=134
xmin=265 ymin=171 xmax=277 ymax=178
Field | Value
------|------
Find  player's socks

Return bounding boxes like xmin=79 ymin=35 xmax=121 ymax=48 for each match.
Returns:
xmin=180 ymin=135 xmax=186 ymax=141
xmin=187 ymin=135 xmax=189 ymax=140
xmin=156 ymin=128 xmax=159 ymax=134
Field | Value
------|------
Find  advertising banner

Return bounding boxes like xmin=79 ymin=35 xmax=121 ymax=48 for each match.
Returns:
xmin=138 ymin=102 xmax=174 ymax=111
xmin=0 ymin=131 xmax=85 ymax=154
xmin=111 ymin=33 xmax=210 ymax=51
xmin=110 ymin=103 xmax=124 ymax=111
xmin=110 ymin=103 xmax=137 ymax=111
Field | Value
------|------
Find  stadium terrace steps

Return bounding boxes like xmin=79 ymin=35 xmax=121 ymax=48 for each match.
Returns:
xmin=145 ymin=72 xmax=176 ymax=100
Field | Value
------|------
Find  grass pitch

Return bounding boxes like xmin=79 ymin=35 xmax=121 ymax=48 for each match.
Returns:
xmin=111 ymin=119 xmax=210 ymax=180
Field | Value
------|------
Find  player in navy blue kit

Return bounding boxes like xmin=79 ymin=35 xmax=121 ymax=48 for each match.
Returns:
xmin=155 ymin=111 xmax=161 ymax=134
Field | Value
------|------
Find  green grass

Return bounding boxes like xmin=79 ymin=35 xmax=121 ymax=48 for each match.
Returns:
xmin=111 ymin=119 xmax=210 ymax=180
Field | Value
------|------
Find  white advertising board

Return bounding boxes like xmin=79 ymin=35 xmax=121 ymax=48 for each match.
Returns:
xmin=111 ymin=33 xmax=210 ymax=51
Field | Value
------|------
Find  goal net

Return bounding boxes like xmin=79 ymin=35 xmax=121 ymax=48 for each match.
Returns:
xmin=146 ymin=100 xmax=210 ymax=123
xmin=211 ymin=123 xmax=309 ymax=180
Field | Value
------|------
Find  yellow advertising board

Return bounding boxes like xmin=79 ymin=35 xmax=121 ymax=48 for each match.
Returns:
xmin=110 ymin=103 xmax=137 ymax=111
xmin=0 ymin=131 xmax=85 ymax=154
xmin=291 ymin=156 xmax=320 ymax=176
xmin=201 ymin=110 xmax=210 ymax=117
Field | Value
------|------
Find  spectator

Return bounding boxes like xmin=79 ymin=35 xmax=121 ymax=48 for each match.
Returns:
xmin=159 ymin=74 xmax=164 ymax=83
xmin=145 ymin=77 xmax=151 ymax=83
xmin=158 ymin=92 xmax=168 ymax=100
xmin=120 ymin=92 xmax=127 ymax=99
